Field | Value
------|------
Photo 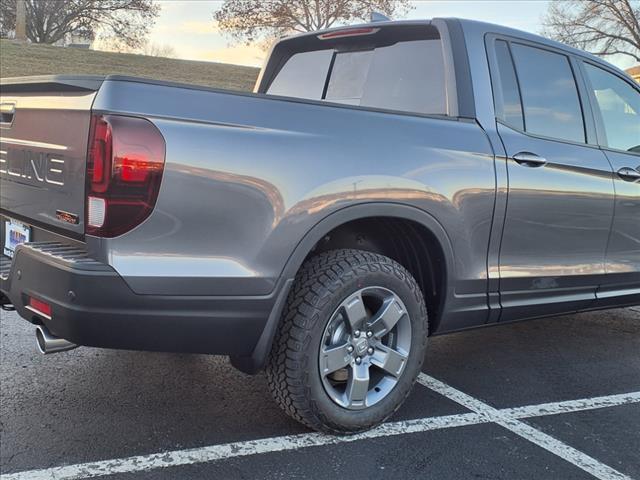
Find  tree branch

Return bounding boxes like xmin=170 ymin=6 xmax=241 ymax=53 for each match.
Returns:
xmin=542 ymin=0 xmax=640 ymax=64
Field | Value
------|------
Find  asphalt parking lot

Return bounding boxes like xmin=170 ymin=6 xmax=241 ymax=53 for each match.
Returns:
xmin=1 ymin=307 xmax=639 ymax=480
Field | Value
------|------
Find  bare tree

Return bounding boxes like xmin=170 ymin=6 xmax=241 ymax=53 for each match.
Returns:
xmin=0 ymin=2 xmax=16 ymax=38
xmin=139 ymin=42 xmax=176 ymax=58
xmin=542 ymin=0 xmax=640 ymax=63
xmin=0 ymin=0 xmax=159 ymax=47
xmin=96 ymin=39 xmax=176 ymax=58
xmin=214 ymin=0 xmax=413 ymax=44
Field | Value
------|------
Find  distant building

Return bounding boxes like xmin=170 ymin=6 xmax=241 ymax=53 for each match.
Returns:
xmin=52 ymin=33 xmax=92 ymax=49
xmin=66 ymin=33 xmax=92 ymax=49
xmin=626 ymin=66 xmax=640 ymax=83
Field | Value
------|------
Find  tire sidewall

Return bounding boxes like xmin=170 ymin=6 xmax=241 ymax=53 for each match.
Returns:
xmin=305 ymin=259 xmax=427 ymax=431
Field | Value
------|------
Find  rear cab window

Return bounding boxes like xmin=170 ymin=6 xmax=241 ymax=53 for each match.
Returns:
xmin=261 ymin=24 xmax=449 ymax=116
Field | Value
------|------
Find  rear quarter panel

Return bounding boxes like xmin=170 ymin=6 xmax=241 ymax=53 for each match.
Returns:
xmin=91 ymin=79 xmax=496 ymax=328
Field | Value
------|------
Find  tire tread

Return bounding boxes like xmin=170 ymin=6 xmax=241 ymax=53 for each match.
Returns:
xmin=266 ymin=249 xmax=428 ymax=434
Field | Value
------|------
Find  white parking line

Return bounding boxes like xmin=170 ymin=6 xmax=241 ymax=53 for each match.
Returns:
xmin=417 ymin=374 xmax=635 ymax=480
xmin=2 ymin=377 xmax=639 ymax=480
xmin=0 ymin=412 xmax=491 ymax=480
xmin=503 ymin=391 xmax=640 ymax=419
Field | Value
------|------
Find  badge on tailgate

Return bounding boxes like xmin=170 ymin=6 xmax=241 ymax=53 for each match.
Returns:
xmin=56 ymin=210 xmax=79 ymax=225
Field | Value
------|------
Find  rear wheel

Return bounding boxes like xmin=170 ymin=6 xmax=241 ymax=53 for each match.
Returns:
xmin=266 ymin=249 xmax=428 ymax=434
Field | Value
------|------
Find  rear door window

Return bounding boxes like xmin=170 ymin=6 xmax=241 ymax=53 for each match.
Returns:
xmin=493 ymin=40 xmax=524 ymax=131
xmin=267 ymin=37 xmax=447 ymax=116
xmin=510 ymin=43 xmax=585 ymax=143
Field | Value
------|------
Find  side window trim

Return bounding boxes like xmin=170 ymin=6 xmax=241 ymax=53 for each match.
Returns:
xmin=568 ymin=55 xmax=599 ymax=146
xmin=486 ymin=35 xmax=510 ymax=126
xmin=320 ymin=51 xmax=338 ymax=100
xmin=487 ymin=37 xmax=526 ymax=131
xmin=578 ymin=59 xmax=640 ymax=155
xmin=576 ymin=59 xmax=609 ymax=149
xmin=486 ymin=33 xmax=599 ymax=147
xmin=503 ymin=39 xmax=527 ymax=132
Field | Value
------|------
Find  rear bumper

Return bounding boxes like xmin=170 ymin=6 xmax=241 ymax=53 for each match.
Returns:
xmin=0 ymin=242 xmax=289 ymax=361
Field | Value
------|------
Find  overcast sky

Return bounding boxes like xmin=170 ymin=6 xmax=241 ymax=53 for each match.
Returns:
xmin=142 ymin=1 xmax=634 ymax=69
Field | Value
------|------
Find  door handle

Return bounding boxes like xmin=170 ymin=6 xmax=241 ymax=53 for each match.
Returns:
xmin=617 ymin=167 xmax=640 ymax=182
xmin=512 ymin=152 xmax=547 ymax=167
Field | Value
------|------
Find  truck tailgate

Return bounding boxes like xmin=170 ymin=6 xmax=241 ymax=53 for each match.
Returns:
xmin=0 ymin=76 xmax=103 ymax=237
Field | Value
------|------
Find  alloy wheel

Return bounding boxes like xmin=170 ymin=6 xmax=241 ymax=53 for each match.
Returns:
xmin=318 ymin=286 xmax=412 ymax=410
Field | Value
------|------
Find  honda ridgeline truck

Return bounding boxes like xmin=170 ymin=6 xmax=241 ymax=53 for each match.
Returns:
xmin=1 ymin=18 xmax=639 ymax=433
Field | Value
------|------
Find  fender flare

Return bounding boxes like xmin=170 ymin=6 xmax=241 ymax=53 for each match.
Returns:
xmin=231 ymin=202 xmax=455 ymax=374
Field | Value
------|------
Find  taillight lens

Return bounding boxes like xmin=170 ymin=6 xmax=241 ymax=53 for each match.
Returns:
xmin=86 ymin=115 xmax=166 ymax=237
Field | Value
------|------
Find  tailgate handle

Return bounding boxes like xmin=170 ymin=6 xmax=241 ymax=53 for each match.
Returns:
xmin=0 ymin=102 xmax=16 ymax=127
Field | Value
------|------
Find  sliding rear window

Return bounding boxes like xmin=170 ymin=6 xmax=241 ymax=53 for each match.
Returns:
xmin=263 ymin=25 xmax=447 ymax=116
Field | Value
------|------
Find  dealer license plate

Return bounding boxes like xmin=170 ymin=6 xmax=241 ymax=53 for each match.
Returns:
xmin=3 ymin=219 xmax=31 ymax=258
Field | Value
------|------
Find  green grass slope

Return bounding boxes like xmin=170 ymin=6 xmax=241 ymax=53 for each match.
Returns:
xmin=0 ymin=40 xmax=259 ymax=91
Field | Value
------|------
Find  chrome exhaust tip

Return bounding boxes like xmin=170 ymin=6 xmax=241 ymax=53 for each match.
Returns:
xmin=35 ymin=325 xmax=77 ymax=354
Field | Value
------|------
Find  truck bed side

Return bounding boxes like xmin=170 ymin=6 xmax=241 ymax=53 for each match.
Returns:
xmin=91 ymin=77 xmax=496 ymax=330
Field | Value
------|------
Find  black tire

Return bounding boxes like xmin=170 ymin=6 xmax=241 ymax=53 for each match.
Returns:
xmin=266 ymin=249 xmax=428 ymax=434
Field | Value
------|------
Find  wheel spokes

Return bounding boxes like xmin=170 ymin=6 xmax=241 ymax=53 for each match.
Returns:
xmin=345 ymin=362 xmax=370 ymax=408
xmin=320 ymin=286 xmax=413 ymax=410
xmin=342 ymin=291 xmax=368 ymax=331
xmin=320 ymin=343 xmax=351 ymax=375
xmin=368 ymin=297 xmax=405 ymax=339
xmin=371 ymin=344 xmax=408 ymax=378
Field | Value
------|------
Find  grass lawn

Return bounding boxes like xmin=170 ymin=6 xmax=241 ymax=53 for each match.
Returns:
xmin=0 ymin=40 xmax=259 ymax=91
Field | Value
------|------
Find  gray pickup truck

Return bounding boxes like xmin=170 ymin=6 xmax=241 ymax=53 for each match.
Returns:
xmin=1 ymin=18 xmax=639 ymax=433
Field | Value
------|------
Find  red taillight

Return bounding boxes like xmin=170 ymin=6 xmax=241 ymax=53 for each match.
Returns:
xmin=90 ymin=117 xmax=112 ymax=189
xmin=29 ymin=297 xmax=52 ymax=318
xmin=86 ymin=115 xmax=166 ymax=237
xmin=318 ymin=27 xmax=379 ymax=40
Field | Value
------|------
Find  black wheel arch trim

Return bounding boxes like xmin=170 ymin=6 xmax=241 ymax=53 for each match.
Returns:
xmin=232 ymin=202 xmax=455 ymax=374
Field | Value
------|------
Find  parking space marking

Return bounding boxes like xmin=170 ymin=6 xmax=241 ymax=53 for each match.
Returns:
xmin=417 ymin=374 xmax=635 ymax=480
xmin=0 ymin=412 xmax=491 ymax=480
xmin=3 ymin=376 xmax=639 ymax=480
xmin=503 ymin=391 xmax=640 ymax=419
